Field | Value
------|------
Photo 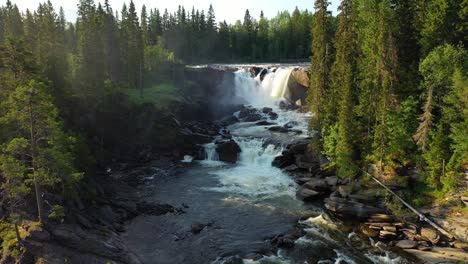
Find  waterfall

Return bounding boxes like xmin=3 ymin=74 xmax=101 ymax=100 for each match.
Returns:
xmin=233 ymin=67 xmax=293 ymax=107
xmin=204 ymin=142 xmax=219 ymax=161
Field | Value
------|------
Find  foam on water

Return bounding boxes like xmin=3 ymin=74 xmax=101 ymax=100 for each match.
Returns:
xmin=208 ymin=137 xmax=296 ymax=199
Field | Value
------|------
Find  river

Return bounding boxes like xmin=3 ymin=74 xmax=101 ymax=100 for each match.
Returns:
xmin=122 ymin=66 xmax=409 ymax=264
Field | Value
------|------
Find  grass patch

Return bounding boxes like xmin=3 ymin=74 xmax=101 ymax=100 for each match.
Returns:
xmin=118 ymin=83 xmax=185 ymax=109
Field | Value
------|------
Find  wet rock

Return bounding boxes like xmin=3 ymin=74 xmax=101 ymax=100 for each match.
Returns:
xmin=216 ymin=140 xmax=241 ymax=163
xmin=268 ymin=126 xmax=289 ymax=133
xmin=420 ymin=228 xmax=440 ymax=245
xmin=256 ymin=121 xmax=276 ymax=126
xmin=338 ymin=185 xmax=352 ymax=198
xmin=223 ymin=255 xmax=244 ymax=264
xmin=269 ymin=112 xmax=279 ymax=120
xmin=283 ymin=164 xmax=299 ymax=172
xmin=272 ymin=155 xmax=294 ymax=168
xmin=295 ymin=177 xmax=313 ymax=185
xmin=284 ymin=121 xmax=299 ymax=129
xmin=276 ymin=237 xmax=295 ymax=248
xmin=238 ymin=108 xmax=262 ymax=122
xmin=396 ymin=240 xmax=418 ymax=249
xmin=136 ymin=202 xmax=177 ymax=216
xmin=368 ymin=214 xmax=394 ymax=222
xmin=279 ymin=101 xmax=299 ymax=111
xmin=220 ymin=115 xmax=239 ymax=126
xmin=297 ymin=187 xmax=321 ymax=201
xmin=191 ymin=223 xmax=206 ymax=234
xmin=262 ymin=107 xmax=273 ymax=114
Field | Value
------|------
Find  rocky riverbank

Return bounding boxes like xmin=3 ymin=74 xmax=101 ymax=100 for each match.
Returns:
xmin=270 ymin=132 xmax=468 ymax=263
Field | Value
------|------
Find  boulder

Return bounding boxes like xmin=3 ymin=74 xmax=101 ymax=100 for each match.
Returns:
xmin=283 ymin=164 xmax=299 ymax=172
xmin=379 ymin=230 xmax=397 ymax=239
xmin=284 ymin=121 xmax=299 ymax=128
xmin=324 ymin=196 xmax=386 ymax=219
xmin=238 ymin=108 xmax=262 ymax=122
xmin=396 ymin=240 xmax=418 ymax=249
xmin=295 ymin=177 xmax=313 ymax=185
xmin=304 ymin=178 xmax=330 ymax=192
xmin=287 ymin=70 xmax=309 ymax=106
xmin=216 ymin=140 xmax=241 ymax=163
xmin=27 ymin=225 xmax=50 ymax=242
xmin=220 ymin=115 xmax=239 ymax=126
xmin=295 ymin=155 xmax=319 ymax=170
xmin=272 ymin=155 xmax=294 ymax=168
xmin=325 ymin=176 xmax=338 ymax=187
xmin=262 ymin=107 xmax=273 ymax=114
xmin=256 ymin=121 xmax=276 ymax=126
xmin=297 ymin=187 xmax=321 ymax=201
xmin=268 ymin=126 xmax=289 ymax=133
xmin=288 ymin=142 xmax=309 ymax=155
xmin=420 ymin=228 xmax=440 ymax=245
xmin=269 ymin=112 xmax=279 ymax=120
xmin=223 ymin=255 xmax=243 ymax=264
xmin=191 ymin=223 xmax=206 ymax=234
xmin=360 ymin=224 xmax=380 ymax=237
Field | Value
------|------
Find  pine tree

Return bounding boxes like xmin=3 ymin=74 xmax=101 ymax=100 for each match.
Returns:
xmin=308 ymin=0 xmax=334 ymax=134
xmin=329 ymin=0 xmax=359 ymax=178
xmin=1 ymin=80 xmax=82 ymax=223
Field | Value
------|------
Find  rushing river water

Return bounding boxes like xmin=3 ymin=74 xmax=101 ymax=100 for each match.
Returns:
xmin=123 ymin=67 xmax=409 ymax=264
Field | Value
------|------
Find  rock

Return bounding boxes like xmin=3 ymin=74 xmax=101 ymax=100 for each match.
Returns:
xmin=191 ymin=223 xmax=206 ymax=234
xmin=268 ymin=126 xmax=289 ymax=133
xmin=297 ymin=187 xmax=321 ymax=201
xmin=396 ymin=240 xmax=418 ymax=249
xmin=262 ymin=107 xmax=273 ymax=114
xmin=276 ymin=237 xmax=295 ymax=248
xmin=383 ymin=226 xmax=397 ymax=232
xmin=272 ymin=155 xmax=294 ymax=168
xmin=238 ymin=108 xmax=263 ymax=122
xmin=223 ymin=255 xmax=243 ymax=264
xmin=287 ymin=70 xmax=308 ymax=105
xmin=324 ymin=196 xmax=385 ymax=219
xmin=28 ymin=225 xmax=50 ymax=242
xmin=220 ymin=115 xmax=239 ymax=126
xmin=368 ymin=214 xmax=394 ymax=222
xmin=256 ymin=121 xmax=276 ymax=126
xmin=360 ymin=225 xmax=380 ymax=237
xmin=453 ymin=241 xmax=468 ymax=251
xmin=420 ymin=228 xmax=440 ymax=245
xmin=380 ymin=230 xmax=397 ymax=239
xmin=304 ymin=178 xmax=330 ymax=192
xmin=295 ymin=154 xmax=319 ymax=170
xmin=269 ymin=112 xmax=279 ymax=120
xmin=279 ymin=100 xmax=299 ymax=111
xmin=295 ymin=177 xmax=313 ymax=185
xmin=348 ymin=194 xmax=374 ymax=203
xmin=291 ymin=68 xmax=310 ymax=87
xmin=325 ymin=176 xmax=338 ymax=187
xmin=284 ymin=121 xmax=299 ymax=128
xmin=216 ymin=140 xmax=241 ymax=163
xmin=288 ymin=142 xmax=309 ymax=155
xmin=136 ymin=202 xmax=177 ymax=215
xmin=338 ymin=185 xmax=352 ymax=198
xmin=283 ymin=164 xmax=299 ymax=172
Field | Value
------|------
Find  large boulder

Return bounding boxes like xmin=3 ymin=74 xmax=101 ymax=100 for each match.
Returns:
xmin=216 ymin=140 xmax=241 ymax=163
xmin=303 ymin=178 xmax=330 ymax=192
xmin=272 ymin=154 xmax=294 ymax=168
xmin=324 ymin=196 xmax=385 ymax=219
xmin=238 ymin=108 xmax=263 ymax=122
xmin=295 ymin=154 xmax=319 ymax=170
xmin=297 ymin=187 xmax=321 ymax=201
xmin=286 ymin=68 xmax=309 ymax=105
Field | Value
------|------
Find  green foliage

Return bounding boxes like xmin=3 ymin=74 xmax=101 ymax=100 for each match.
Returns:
xmin=48 ymin=205 xmax=65 ymax=223
xmin=119 ymin=83 xmax=184 ymax=108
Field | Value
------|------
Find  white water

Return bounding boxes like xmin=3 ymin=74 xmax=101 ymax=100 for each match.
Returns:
xmin=202 ymin=67 xmax=407 ymax=264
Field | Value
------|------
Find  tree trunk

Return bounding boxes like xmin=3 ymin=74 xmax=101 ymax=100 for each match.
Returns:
xmin=29 ymin=101 xmax=44 ymax=223
xmin=14 ymin=222 xmax=22 ymax=247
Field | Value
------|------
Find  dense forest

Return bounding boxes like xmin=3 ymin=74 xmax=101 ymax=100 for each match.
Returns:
xmin=309 ymin=0 xmax=467 ymax=200
xmin=0 ymin=0 xmax=467 ymax=261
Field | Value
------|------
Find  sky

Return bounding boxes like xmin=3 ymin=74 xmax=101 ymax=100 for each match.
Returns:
xmin=8 ymin=0 xmax=341 ymax=23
